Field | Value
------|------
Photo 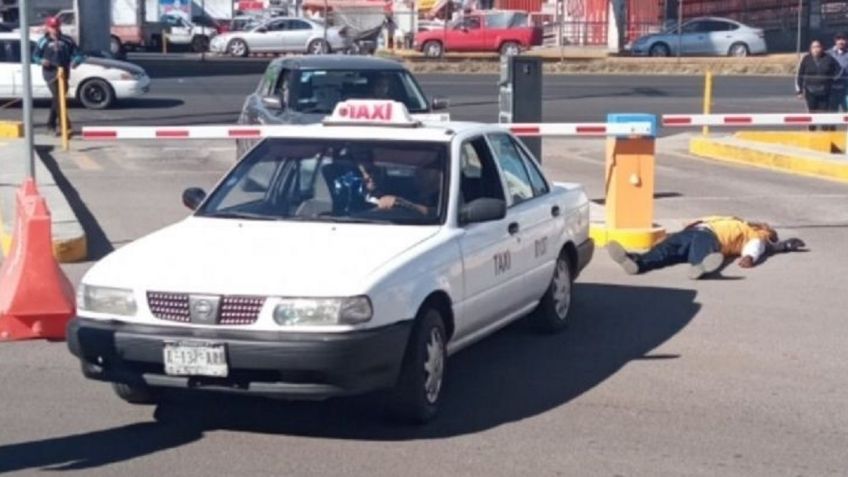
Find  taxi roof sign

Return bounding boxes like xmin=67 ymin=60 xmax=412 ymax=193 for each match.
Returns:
xmin=324 ymin=100 xmax=419 ymax=127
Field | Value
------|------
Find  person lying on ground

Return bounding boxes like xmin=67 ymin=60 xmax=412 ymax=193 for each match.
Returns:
xmin=607 ymin=216 xmax=806 ymax=280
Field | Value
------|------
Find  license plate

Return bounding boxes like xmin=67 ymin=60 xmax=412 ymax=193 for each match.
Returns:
xmin=163 ymin=341 xmax=228 ymax=377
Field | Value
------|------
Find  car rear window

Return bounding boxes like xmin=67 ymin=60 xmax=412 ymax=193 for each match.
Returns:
xmin=289 ymin=69 xmax=429 ymax=114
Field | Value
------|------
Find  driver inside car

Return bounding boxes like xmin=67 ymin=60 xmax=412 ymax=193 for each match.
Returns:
xmin=357 ymin=162 xmax=433 ymax=216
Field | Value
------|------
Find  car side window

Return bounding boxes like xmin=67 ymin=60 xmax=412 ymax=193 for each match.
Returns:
xmin=510 ymin=137 xmax=549 ymax=196
xmin=704 ymin=21 xmax=731 ymax=32
xmin=487 ymin=133 xmax=534 ymax=206
xmin=459 ymin=137 xmax=506 ymax=208
xmin=268 ymin=20 xmax=288 ymax=31
xmin=289 ymin=20 xmax=312 ymax=31
xmin=681 ymin=21 xmax=704 ymax=33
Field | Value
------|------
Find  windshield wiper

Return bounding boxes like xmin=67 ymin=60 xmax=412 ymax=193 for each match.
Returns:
xmin=317 ymin=216 xmax=394 ymax=224
xmin=202 ymin=210 xmax=276 ymax=220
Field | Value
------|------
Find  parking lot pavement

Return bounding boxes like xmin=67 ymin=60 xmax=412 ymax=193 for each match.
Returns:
xmin=1 ymin=137 xmax=847 ymax=476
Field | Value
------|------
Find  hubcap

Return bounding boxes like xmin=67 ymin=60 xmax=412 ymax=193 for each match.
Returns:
xmin=552 ymin=259 xmax=572 ymax=320
xmin=232 ymin=42 xmax=245 ymax=55
xmin=504 ymin=44 xmax=518 ymax=56
xmin=311 ymin=42 xmax=324 ymax=54
xmin=85 ymin=85 xmax=104 ymax=104
xmin=423 ymin=328 xmax=445 ymax=404
xmin=427 ymin=44 xmax=439 ymax=57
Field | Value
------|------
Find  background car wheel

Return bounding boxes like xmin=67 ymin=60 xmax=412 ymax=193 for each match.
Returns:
xmin=422 ymin=41 xmax=443 ymax=58
xmin=531 ymin=251 xmax=574 ymax=333
xmin=78 ymin=78 xmax=115 ymax=110
xmin=307 ymin=39 xmax=329 ymax=55
xmin=649 ymin=43 xmax=671 ymax=57
xmin=500 ymin=41 xmax=521 ymax=56
xmin=729 ymin=42 xmax=749 ymax=57
xmin=112 ymin=382 xmax=159 ymax=405
xmin=228 ymin=39 xmax=249 ymax=57
xmin=386 ymin=307 xmax=447 ymax=424
xmin=192 ymin=35 xmax=210 ymax=53
xmin=109 ymin=35 xmax=125 ymax=58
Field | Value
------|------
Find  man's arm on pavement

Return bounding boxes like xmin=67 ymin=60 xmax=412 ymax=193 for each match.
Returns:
xmin=738 ymin=239 xmax=766 ymax=268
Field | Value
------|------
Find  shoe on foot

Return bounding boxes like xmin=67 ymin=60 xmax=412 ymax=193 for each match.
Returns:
xmin=607 ymin=241 xmax=639 ymax=275
xmin=688 ymin=252 xmax=725 ymax=280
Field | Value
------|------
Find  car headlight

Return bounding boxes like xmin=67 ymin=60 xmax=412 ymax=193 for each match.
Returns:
xmin=273 ymin=296 xmax=372 ymax=326
xmin=77 ymin=285 xmax=138 ymax=316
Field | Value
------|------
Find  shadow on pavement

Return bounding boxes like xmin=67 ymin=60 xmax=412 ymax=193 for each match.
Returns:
xmin=110 ymin=98 xmax=185 ymax=110
xmin=38 ymin=146 xmax=114 ymax=261
xmin=134 ymin=58 xmax=271 ymax=79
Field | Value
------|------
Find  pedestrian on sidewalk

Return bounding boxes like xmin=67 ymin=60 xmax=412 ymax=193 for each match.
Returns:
xmin=827 ymin=32 xmax=848 ymax=112
xmin=608 ymin=216 xmax=806 ymax=280
xmin=796 ymin=40 xmax=840 ymax=131
xmin=32 ymin=16 xmax=84 ymax=137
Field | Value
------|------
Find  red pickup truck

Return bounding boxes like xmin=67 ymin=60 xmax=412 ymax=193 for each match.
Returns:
xmin=415 ymin=11 xmax=543 ymax=57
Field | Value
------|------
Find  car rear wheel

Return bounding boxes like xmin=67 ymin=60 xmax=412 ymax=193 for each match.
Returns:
xmin=112 ymin=382 xmax=160 ymax=405
xmin=386 ymin=307 xmax=447 ymax=424
xmin=307 ymin=39 xmax=329 ymax=55
xmin=531 ymin=251 xmax=574 ymax=333
xmin=649 ymin=42 xmax=670 ymax=57
xmin=192 ymin=35 xmax=210 ymax=52
xmin=422 ymin=40 xmax=443 ymax=58
xmin=729 ymin=42 xmax=749 ymax=57
xmin=109 ymin=35 xmax=124 ymax=58
xmin=228 ymin=38 xmax=249 ymax=57
xmin=500 ymin=41 xmax=521 ymax=56
xmin=78 ymin=78 xmax=115 ymax=110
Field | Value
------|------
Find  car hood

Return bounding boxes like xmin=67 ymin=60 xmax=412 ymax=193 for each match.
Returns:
xmin=83 ymin=57 xmax=146 ymax=75
xmin=84 ymin=217 xmax=441 ymax=297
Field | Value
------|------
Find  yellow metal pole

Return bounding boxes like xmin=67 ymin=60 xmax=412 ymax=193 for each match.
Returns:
xmin=702 ymin=70 xmax=713 ymax=136
xmin=58 ymin=67 xmax=69 ymax=151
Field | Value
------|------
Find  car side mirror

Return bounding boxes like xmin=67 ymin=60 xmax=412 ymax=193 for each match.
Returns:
xmin=460 ymin=198 xmax=506 ymax=225
xmin=262 ymin=95 xmax=283 ymax=110
xmin=182 ymin=187 xmax=207 ymax=211
xmin=431 ymin=96 xmax=449 ymax=111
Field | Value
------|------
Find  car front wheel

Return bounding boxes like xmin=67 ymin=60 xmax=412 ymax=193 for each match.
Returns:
xmin=386 ymin=307 xmax=447 ymax=424
xmin=78 ymin=78 xmax=115 ymax=110
xmin=112 ymin=382 xmax=160 ymax=405
xmin=729 ymin=42 xmax=749 ymax=57
xmin=649 ymin=43 xmax=671 ymax=57
xmin=422 ymin=41 xmax=443 ymax=58
xmin=531 ymin=252 xmax=574 ymax=333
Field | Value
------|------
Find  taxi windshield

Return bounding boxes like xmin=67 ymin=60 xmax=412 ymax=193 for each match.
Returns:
xmin=291 ymin=70 xmax=429 ymax=114
xmin=198 ymin=138 xmax=448 ymax=225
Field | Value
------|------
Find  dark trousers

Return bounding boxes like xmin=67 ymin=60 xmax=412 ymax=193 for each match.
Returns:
xmin=830 ymin=85 xmax=847 ymax=112
xmin=635 ymin=229 xmax=721 ymax=273
xmin=805 ymin=91 xmax=835 ymax=131
xmin=46 ymin=76 xmax=69 ymax=131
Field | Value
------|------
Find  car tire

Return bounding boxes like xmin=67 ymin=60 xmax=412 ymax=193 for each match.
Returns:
xmin=78 ymin=78 xmax=115 ymax=110
xmin=192 ymin=35 xmax=210 ymax=53
xmin=649 ymin=42 xmax=671 ymax=57
xmin=531 ymin=251 xmax=574 ymax=333
xmin=112 ymin=382 xmax=159 ymax=405
xmin=422 ymin=40 xmax=443 ymax=58
xmin=500 ymin=41 xmax=521 ymax=57
xmin=729 ymin=42 xmax=749 ymax=57
xmin=228 ymin=38 xmax=249 ymax=57
xmin=109 ymin=35 xmax=125 ymax=58
xmin=307 ymin=39 xmax=329 ymax=55
xmin=386 ymin=307 xmax=447 ymax=424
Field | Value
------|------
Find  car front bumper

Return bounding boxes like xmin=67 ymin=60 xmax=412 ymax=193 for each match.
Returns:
xmin=112 ymin=77 xmax=151 ymax=99
xmin=67 ymin=317 xmax=413 ymax=399
xmin=576 ymin=238 xmax=594 ymax=276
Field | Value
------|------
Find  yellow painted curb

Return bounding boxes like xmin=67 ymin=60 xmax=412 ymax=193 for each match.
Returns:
xmin=734 ymin=131 xmax=846 ymax=154
xmin=590 ymin=223 xmax=666 ymax=251
xmin=690 ymin=136 xmax=848 ymax=183
xmin=0 ymin=121 xmax=22 ymax=138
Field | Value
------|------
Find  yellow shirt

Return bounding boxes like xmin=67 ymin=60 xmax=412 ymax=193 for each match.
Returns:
xmin=696 ymin=216 xmax=773 ymax=257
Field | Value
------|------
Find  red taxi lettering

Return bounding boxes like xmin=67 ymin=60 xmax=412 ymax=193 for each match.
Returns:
xmin=346 ymin=103 xmax=392 ymax=121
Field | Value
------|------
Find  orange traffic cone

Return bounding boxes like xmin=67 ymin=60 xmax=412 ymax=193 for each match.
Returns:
xmin=0 ymin=181 xmax=75 ymax=341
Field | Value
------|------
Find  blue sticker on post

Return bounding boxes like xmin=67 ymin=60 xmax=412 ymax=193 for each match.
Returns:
xmin=607 ymin=113 xmax=657 ymax=138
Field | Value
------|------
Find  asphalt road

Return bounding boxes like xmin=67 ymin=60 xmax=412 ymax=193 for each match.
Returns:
xmin=0 ymin=56 xmax=799 ymax=130
xmin=1 ymin=62 xmax=847 ymax=476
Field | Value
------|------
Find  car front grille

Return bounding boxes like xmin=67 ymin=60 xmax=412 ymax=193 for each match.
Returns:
xmin=147 ymin=292 xmax=265 ymax=326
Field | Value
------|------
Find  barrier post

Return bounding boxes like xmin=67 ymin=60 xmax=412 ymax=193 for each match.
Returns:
xmin=162 ymin=34 xmax=168 ymax=54
xmin=58 ymin=68 xmax=69 ymax=151
xmin=702 ymin=71 xmax=712 ymax=136
xmin=590 ymin=113 xmax=666 ymax=250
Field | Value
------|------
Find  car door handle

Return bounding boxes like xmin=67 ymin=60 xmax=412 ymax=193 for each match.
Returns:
xmin=508 ymin=222 xmax=520 ymax=235
xmin=551 ymin=205 xmax=561 ymax=217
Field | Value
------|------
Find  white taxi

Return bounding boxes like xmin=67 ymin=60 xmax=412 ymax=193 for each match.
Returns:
xmin=68 ymin=100 xmax=593 ymax=423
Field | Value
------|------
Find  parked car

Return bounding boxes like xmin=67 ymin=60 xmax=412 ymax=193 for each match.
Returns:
xmin=237 ymin=55 xmax=448 ymax=156
xmin=0 ymin=33 xmax=150 ymax=109
xmin=628 ymin=17 xmax=767 ymax=57
xmin=228 ymin=15 xmax=261 ymax=32
xmin=161 ymin=11 xmax=219 ymax=52
xmin=414 ymin=10 xmax=543 ymax=57
xmin=210 ymin=17 xmax=350 ymax=56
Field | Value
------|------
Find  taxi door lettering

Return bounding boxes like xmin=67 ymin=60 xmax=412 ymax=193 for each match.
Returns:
xmin=493 ymin=250 xmax=511 ymax=276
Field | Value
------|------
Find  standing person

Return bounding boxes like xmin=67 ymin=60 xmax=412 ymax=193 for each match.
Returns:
xmin=795 ymin=39 xmax=839 ymax=131
xmin=828 ymin=32 xmax=848 ymax=112
xmin=32 ymin=17 xmax=84 ymax=136
xmin=607 ymin=216 xmax=806 ymax=279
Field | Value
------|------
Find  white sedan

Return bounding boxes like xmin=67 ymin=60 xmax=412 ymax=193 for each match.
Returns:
xmin=0 ymin=33 xmax=151 ymax=109
xmin=69 ymin=100 xmax=593 ymax=423
xmin=210 ymin=17 xmax=350 ymax=56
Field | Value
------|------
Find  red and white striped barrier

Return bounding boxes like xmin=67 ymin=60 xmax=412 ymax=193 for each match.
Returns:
xmin=82 ymin=121 xmax=655 ymax=140
xmin=662 ymin=113 xmax=848 ymax=127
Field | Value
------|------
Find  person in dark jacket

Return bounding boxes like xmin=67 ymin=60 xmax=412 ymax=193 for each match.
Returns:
xmin=32 ymin=16 xmax=84 ymax=136
xmin=827 ymin=32 xmax=848 ymax=112
xmin=796 ymin=40 xmax=840 ymax=131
